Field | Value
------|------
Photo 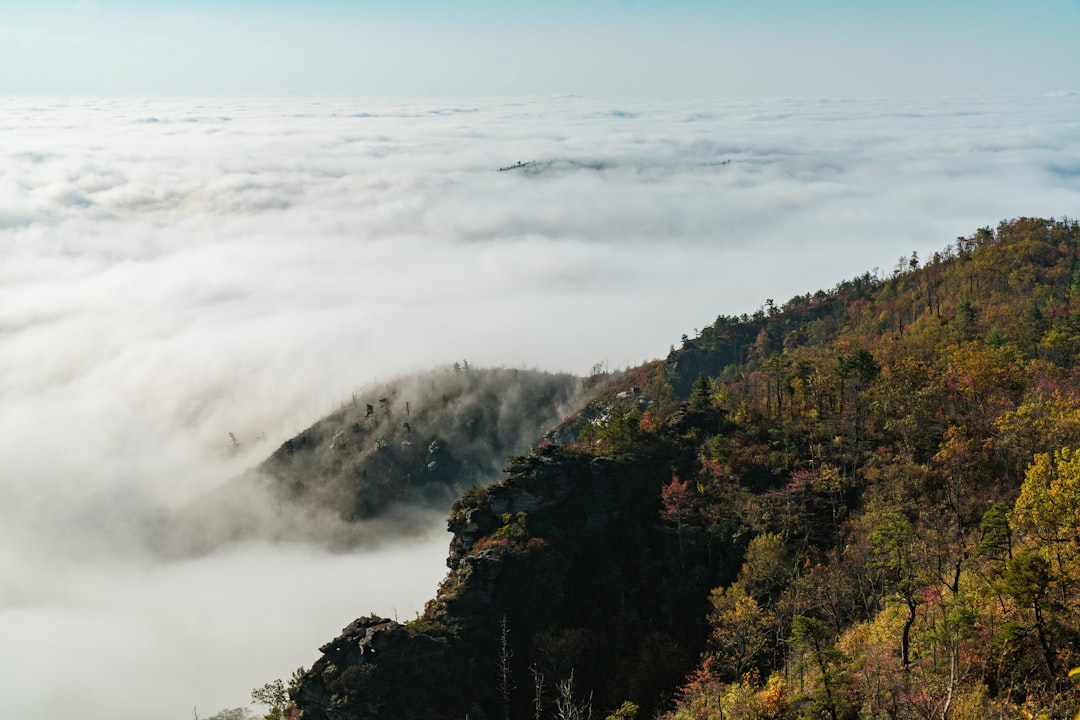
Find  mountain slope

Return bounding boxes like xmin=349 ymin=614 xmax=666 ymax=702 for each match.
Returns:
xmin=256 ymin=366 xmax=588 ymax=521
xmin=165 ymin=367 xmax=591 ymax=555
xmin=289 ymin=217 xmax=1080 ymax=719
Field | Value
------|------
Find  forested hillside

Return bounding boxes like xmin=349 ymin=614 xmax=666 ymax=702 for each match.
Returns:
xmin=653 ymin=216 xmax=1080 ymax=719
xmin=288 ymin=217 xmax=1080 ymax=720
xmin=255 ymin=366 xmax=585 ymax=523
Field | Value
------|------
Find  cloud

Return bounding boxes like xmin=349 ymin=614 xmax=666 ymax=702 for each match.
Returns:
xmin=1 ymin=94 xmax=1079 ymax=719
xmin=0 ymin=532 xmax=449 ymax=719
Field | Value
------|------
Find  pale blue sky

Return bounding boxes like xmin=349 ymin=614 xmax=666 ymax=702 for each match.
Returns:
xmin=2 ymin=1 xmax=1079 ymax=96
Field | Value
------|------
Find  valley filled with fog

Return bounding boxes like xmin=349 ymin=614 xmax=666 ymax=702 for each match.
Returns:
xmin=2 ymin=94 xmax=1079 ymax=719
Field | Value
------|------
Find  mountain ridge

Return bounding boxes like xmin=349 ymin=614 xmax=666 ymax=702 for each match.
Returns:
xmin=281 ymin=216 xmax=1080 ymax=720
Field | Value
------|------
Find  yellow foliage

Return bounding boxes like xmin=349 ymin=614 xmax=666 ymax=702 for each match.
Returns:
xmin=947 ymin=681 xmax=991 ymax=720
xmin=837 ymin=603 xmax=906 ymax=662
xmin=756 ymin=673 xmax=787 ymax=716
xmin=1014 ymin=447 xmax=1080 ymax=544
xmin=837 ymin=605 xmax=907 ymax=713
xmin=996 ymin=393 xmax=1080 ymax=476
xmin=708 ymin=584 xmax=775 ymax=678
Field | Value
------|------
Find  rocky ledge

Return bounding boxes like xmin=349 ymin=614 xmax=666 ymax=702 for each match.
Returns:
xmin=292 ymin=441 xmax=726 ymax=720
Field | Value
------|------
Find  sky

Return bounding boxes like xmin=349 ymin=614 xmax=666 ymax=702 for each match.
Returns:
xmin=2 ymin=2 xmax=1080 ymax=720
xmin=2 ymin=0 xmax=1080 ymax=96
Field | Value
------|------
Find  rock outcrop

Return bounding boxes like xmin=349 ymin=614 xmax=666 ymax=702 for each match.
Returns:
xmin=292 ymin=617 xmax=458 ymax=720
xmin=292 ymin=439 xmax=731 ymax=720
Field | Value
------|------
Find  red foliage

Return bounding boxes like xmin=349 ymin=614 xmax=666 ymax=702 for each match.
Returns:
xmin=639 ymin=410 xmax=656 ymax=433
xmin=675 ymin=655 xmax=724 ymax=706
xmin=660 ymin=475 xmax=697 ymax=525
xmin=699 ymin=455 xmax=729 ymax=479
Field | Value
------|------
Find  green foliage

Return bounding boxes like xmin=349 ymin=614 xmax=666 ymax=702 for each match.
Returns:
xmin=463 ymin=484 xmax=489 ymax=503
xmin=492 ymin=511 xmax=528 ymax=541
xmin=956 ymin=294 xmax=979 ymax=341
xmin=578 ymin=403 xmax=644 ymax=453
xmin=790 ymin=615 xmax=835 ymax=658
xmin=835 ymin=348 xmax=880 ymax=385
xmin=789 ymin=616 xmax=849 ymax=720
xmin=689 ymin=375 xmax=712 ymax=413
xmin=976 ymin=502 xmax=1012 ymax=560
xmin=1001 ymin=549 xmax=1053 ymax=607
xmin=869 ymin=511 xmax=914 ymax=576
xmin=251 ymin=667 xmax=306 ymax=720
xmin=251 ymin=679 xmax=287 ymax=720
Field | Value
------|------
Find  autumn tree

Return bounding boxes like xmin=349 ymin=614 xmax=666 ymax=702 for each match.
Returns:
xmin=660 ymin=474 xmax=698 ymax=563
xmin=1014 ymin=447 xmax=1080 ymax=546
xmin=707 ymin=585 xmax=775 ymax=679
xmin=869 ymin=511 xmax=920 ymax=669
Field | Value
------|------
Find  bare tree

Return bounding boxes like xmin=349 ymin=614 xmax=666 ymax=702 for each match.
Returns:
xmin=554 ymin=670 xmax=591 ymax=720
xmin=530 ymin=664 xmax=545 ymax=720
xmin=498 ymin=615 xmax=513 ymax=720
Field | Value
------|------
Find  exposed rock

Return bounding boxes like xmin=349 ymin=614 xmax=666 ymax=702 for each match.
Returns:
xmin=295 ymin=616 xmax=460 ymax=720
xmin=292 ymin=439 xmax=731 ymax=720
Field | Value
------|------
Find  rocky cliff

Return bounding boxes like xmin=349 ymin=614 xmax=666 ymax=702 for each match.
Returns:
xmin=288 ymin=218 xmax=1080 ymax=720
xmin=292 ymin=425 xmax=734 ymax=720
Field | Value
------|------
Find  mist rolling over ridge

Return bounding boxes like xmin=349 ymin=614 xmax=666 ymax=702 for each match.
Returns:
xmin=2 ymin=94 xmax=1080 ymax=719
xmin=169 ymin=366 xmax=587 ymax=556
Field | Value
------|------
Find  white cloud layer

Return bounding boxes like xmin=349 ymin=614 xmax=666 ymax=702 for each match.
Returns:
xmin=1 ymin=94 xmax=1079 ymax=719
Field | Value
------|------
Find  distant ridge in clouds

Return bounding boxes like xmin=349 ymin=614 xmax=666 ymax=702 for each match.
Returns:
xmin=0 ymin=94 xmax=1079 ymax=720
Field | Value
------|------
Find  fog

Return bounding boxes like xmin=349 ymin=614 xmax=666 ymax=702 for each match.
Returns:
xmin=1 ymin=94 xmax=1078 ymax=719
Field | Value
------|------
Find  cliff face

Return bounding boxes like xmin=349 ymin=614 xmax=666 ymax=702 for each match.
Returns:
xmin=293 ymin=437 xmax=731 ymax=720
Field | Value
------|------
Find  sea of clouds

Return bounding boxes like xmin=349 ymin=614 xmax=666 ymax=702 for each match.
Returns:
xmin=1 ymin=94 xmax=1078 ymax=719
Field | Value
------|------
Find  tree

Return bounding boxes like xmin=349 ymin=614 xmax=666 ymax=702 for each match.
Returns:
xmin=530 ymin=664 xmax=546 ymax=720
xmin=603 ymin=701 xmax=638 ymax=720
xmin=836 ymin=349 xmax=880 ymax=388
xmin=689 ymin=374 xmax=712 ymax=413
xmin=1008 ymin=448 xmax=1080 ymax=698
xmin=707 ymin=584 xmax=775 ymax=679
xmin=955 ymin=295 xmax=978 ymax=342
xmin=738 ymin=532 xmax=789 ymax=602
xmin=870 ymin=511 xmax=920 ymax=669
xmin=790 ymin=615 xmax=847 ymax=720
xmin=995 ymin=394 xmax=1080 ymax=485
xmin=835 ymin=348 xmax=880 ymax=441
xmin=554 ymin=670 xmax=593 ymax=720
xmin=976 ymin=502 xmax=1012 ymax=561
xmin=251 ymin=680 xmax=287 ymax=720
xmin=499 ymin=614 xmax=513 ymax=720
xmin=580 ymin=404 xmax=642 ymax=452
xmin=1001 ymin=550 xmax=1058 ymax=684
xmin=1014 ymin=447 xmax=1080 ymax=546
xmin=251 ymin=668 xmax=304 ymax=720
xmin=660 ymin=475 xmax=697 ymax=562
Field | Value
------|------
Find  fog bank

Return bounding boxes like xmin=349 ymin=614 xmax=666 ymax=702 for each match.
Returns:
xmin=1 ymin=94 xmax=1078 ymax=719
